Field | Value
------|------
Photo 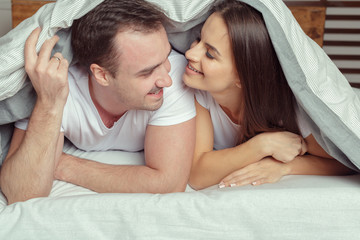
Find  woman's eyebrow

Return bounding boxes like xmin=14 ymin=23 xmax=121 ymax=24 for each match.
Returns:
xmin=200 ymin=28 xmax=221 ymax=56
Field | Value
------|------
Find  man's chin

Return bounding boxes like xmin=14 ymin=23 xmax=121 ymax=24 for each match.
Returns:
xmin=143 ymin=98 xmax=164 ymax=111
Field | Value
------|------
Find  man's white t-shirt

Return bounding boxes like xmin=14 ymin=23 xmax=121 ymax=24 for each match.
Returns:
xmin=16 ymin=50 xmax=196 ymax=152
xmin=195 ymin=90 xmax=311 ymax=150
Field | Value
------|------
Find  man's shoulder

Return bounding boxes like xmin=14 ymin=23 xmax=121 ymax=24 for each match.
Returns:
xmin=68 ymin=64 xmax=87 ymax=79
xmin=168 ymin=49 xmax=186 ymax=64
xmin=66 ymin=64 xmax=89 ymax=92
xmin=167 ymin=50 xmax=187 ymax=86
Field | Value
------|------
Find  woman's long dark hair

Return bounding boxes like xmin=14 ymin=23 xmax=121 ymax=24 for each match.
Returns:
xmin=212 ymin=0 xmax=300 ymax=143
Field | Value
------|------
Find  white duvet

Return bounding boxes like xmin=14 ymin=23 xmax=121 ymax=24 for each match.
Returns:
xmin=1 ymin=142 xmax=360 ymax=239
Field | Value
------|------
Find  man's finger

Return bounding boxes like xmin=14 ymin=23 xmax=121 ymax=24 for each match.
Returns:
xmin=24 ymin=27 xmax=42 ymax=70
xmin=48 ymin=55 xmax=62 ymax=73
xmin=38 ymin=35 xmax=60 ymax=65
xmin=58 ymin=56 xmax=69 ymax=73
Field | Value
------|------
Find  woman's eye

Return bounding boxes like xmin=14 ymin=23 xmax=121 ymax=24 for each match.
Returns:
xmin=206 ymin=51 xmax=214 ymax=59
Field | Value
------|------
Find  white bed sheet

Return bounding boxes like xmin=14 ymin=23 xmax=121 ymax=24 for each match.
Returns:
xmin=1 ymin=144 xmax=359 ymax=240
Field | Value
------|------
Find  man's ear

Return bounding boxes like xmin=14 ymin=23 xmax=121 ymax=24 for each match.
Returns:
xmin=90 ymin=63 xmax=110 ymax=87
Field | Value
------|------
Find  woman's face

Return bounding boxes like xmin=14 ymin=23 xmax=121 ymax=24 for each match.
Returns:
xmin=183 ymin=13 xmax=240 ymax=94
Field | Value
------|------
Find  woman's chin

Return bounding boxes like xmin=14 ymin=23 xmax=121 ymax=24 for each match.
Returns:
xmin=183 ymin=74 xmax=205 ymax=91
xmin=183 ymin=74 xmax=194 ymax=87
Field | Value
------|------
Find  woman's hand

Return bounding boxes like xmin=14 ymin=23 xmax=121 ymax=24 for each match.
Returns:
xmin=257 ymin=131 xmax=307 ymax=163
xmin=219 ymin=157 xmax=290 ymax=188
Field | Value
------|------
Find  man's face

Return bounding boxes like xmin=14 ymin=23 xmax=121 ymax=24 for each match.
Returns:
xmin=107 ymin=27 xmax=172 ymax=112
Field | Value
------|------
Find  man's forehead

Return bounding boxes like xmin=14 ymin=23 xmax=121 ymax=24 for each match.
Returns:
xmin=114 ymin=29 xmax=170 ymax=72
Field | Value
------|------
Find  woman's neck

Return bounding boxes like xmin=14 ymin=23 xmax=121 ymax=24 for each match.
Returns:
xmin=211 ymin=87 xmax=242 ymax=125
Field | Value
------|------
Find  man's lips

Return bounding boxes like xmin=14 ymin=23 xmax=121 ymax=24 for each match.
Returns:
xmin=148 ymin=88 xmax=163 ymax=98
xmin=149 ymin=88 xmax=162 ymax=94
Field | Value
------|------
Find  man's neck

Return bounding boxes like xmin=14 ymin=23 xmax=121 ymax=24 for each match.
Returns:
xmin=88 ymin=75 xmax=125 ymax=128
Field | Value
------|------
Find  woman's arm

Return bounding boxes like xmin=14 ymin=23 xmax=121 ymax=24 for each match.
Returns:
xmin=288 ymin=134 xmax=355 ymax=175
xmin=189 ymin=100 xmax=306 ymax=190
xmin=219 ymin=134 xmax=356 ymax=187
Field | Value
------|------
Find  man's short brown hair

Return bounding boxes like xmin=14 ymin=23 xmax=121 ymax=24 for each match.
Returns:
xmin=71 ymin=0 xmax=169 ymax=77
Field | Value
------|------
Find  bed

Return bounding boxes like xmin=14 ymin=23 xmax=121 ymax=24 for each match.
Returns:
xmin=1 ymin=140 xmax=360 ymax=239
xmin=1 ymin=0 xmax=360 ymax=239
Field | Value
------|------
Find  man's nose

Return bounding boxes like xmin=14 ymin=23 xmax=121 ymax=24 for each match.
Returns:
xmin=156 ymin=63 xmax=172 ymax=88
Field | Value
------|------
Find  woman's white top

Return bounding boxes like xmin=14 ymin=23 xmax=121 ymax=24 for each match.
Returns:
xmin=195 ymin=90 xmax=311 ymax=150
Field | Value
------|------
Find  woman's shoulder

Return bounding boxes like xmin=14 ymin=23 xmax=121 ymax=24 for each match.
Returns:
xmin=195 ymin=90 xmax=214 ymax=109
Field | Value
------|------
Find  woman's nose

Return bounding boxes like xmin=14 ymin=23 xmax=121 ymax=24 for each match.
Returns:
xmin=185 ymin=40 xmax=201 ymax=62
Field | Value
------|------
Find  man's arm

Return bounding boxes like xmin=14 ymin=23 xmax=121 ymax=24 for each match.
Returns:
xmin=55 ymin=118 xmax=196 ymax=193
xmin=1 ymin=129 xmax=65 ymax=204
xmin=0 ymin=28 xmax=68 ymax=204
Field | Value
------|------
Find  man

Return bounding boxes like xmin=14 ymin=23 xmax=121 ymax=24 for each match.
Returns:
xmin=0 ymin=0 xmax=196 ymax=204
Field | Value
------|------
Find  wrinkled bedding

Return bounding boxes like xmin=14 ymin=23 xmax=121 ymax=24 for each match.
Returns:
xmin=0 ymin=0 xmax=359 ymax=168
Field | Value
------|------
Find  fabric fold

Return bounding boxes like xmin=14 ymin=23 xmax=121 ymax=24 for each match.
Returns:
xmin=0 ymin=0 xmax=359 ymax=168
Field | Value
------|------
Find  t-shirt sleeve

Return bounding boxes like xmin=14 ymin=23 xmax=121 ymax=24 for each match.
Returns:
xmin=148 ymin=50 xmax=196 ymax=126
xmin=194 ymin=89 xmax=210 ymax=110
xmin=14 ymin=118 xmax=29 ymax=130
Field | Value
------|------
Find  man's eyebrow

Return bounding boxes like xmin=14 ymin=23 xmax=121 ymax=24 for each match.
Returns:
xmin=136 ymin=47 xmax=172 ymax=76
xmin=205 ymin=43 xmax=221 ymax=56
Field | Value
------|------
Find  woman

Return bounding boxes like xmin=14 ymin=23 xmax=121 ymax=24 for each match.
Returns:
xmin=183 ymin=0 xmax=354 ymax=190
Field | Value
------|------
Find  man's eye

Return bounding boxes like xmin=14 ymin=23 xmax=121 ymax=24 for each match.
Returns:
xmin=141 ymin=72 xmax=153 ymax=78
xmin=206 ymin=51 xmax=214 ymax=59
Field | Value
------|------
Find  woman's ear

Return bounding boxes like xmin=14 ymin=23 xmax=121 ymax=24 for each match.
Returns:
xmin=90 ymin=63 xmax=110 ymax=87
xmin=235 ymin=81 xmax=241 ymax=89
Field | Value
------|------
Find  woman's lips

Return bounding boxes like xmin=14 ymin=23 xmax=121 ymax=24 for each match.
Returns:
xmin=187 ymin=63 xmax=203 ymax=74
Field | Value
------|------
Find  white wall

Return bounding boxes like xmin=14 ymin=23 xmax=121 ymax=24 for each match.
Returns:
xmin=0 ymin=0 xmax=11 ymax=37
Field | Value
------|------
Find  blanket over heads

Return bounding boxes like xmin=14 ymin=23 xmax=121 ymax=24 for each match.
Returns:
xmin=0 ymin=0 xmax=359 ymax=170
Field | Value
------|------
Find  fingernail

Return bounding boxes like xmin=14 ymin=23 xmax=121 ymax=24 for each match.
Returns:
xmin=230 ymin=183 xmax=236 ymax=187
xmin=251 ymin=181 xmax=257 ymax=186
xmin=218 ymin=183 xmax=225 ymax=189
